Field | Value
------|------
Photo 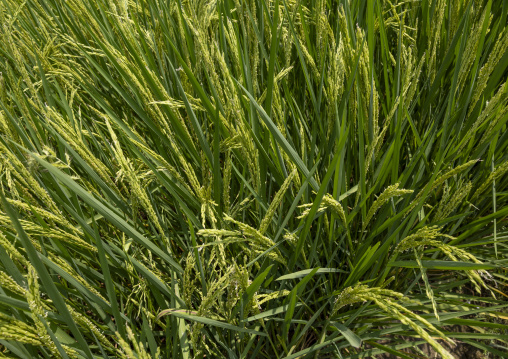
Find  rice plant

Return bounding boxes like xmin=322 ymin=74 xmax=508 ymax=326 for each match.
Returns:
xmin=0 ymin=0 xmax=507 ymax=357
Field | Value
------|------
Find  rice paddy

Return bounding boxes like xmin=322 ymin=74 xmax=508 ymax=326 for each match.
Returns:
xmin=0 ymin=0 xmax=507 ymax=357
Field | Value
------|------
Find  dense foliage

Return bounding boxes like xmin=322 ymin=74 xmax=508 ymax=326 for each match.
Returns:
xmin=0 ymin=0 xmax=507 ymax=357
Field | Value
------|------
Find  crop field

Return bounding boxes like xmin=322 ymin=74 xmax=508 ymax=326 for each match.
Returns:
xmin=0 ymin=0 xmax=507 ymax=357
